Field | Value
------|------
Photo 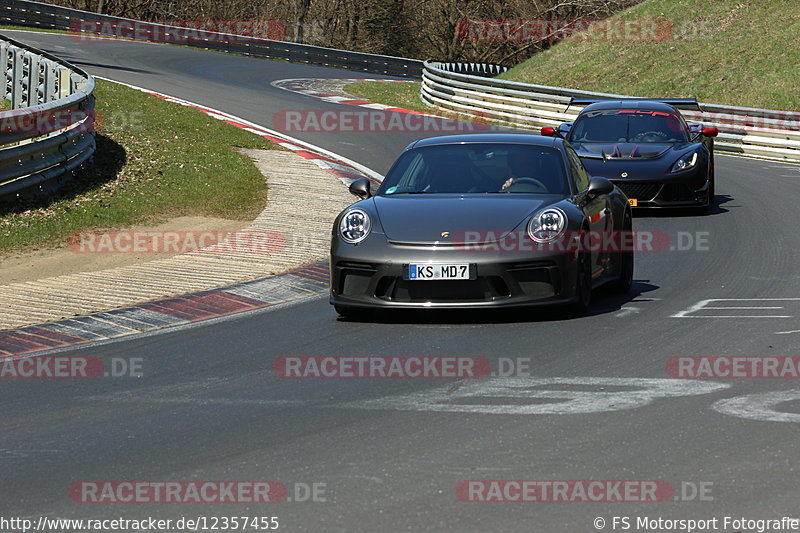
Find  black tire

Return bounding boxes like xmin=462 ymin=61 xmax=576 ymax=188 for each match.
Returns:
xmin=611 ymin=211 xmax=634 ymax=294
xmin=571 ymin=249 xmax=592 ymax=315
xmin=702 ymin=158 xmax=715 ymax=214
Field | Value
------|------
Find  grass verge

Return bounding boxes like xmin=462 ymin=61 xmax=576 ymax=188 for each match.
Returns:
xmin=0 ymin=79 xmax=278 ymax=252
xmin=500 ymin=0 xmax=799 ymax=110
xmin=345 ymin=81 xmax=429 ymax=113
xmin=0 ymin=25 xmax=67 ymax=35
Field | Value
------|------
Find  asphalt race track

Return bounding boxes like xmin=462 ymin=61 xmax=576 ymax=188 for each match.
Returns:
xmin=2 ymin=31 xmax=800 ymax=532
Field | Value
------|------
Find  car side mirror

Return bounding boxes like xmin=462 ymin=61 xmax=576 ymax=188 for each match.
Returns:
xmin=585 ymin=176 xmax=614 ymax=199
xmin=349 ymin=178 xmax=371 ymax=199
xmin=540 ymin=127 xmax=557 ymax=137
xmin=702 ymin=126 xmax=719 ymax=137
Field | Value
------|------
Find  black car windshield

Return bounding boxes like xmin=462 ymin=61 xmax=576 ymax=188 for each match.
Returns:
xmin=569 ymin=110 xmax=688 ymax=143
xmin=377 ymin=144 xmax=569 ymax=195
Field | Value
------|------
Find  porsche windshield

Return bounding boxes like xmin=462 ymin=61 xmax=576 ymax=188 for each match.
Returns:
xmin=377 ymin=144 xmax=569 ymax=195
xmin=569 ymin=110 xmax=688 ymax=143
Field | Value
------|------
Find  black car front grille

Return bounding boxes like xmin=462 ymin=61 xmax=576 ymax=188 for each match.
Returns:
xmin=659 ymin=183 xmax=698 ymax=202
xmin=507 ymin=264 xmax=558 ymax=298
xmin=615 ymin=182 xmax=662 ymax=201
xmin=377 ymin=277 xmax=511 ymax=303
xmin=335 ymin=262 xmax=377 ymax=296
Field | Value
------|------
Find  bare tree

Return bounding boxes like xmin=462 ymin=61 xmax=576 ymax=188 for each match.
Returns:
xmin=48 ymin=0 xmax=642 ymax=64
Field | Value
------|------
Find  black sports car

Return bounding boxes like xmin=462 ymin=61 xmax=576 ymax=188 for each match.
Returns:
xmin=330 ymin=134 xmax=633 ymax=317
xmin=543 ymin=99 xmax=718 ymax=211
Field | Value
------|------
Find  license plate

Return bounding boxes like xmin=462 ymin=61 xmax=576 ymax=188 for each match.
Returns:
xmin=405 ymin=263 xmax=471 ymax=280
xmin=628 ymin=198 xmax=638 ymax=207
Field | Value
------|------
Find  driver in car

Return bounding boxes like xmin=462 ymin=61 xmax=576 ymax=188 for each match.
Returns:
xmin=501 ymin=150 xmax=538 ymax=190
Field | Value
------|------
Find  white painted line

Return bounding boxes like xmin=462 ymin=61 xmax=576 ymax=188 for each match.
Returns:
xmin=312 ymin=159 xmax=361 ymax=173
xmin=672 ymin=298 xmax=800 ymax=318
xmin=359 ymin=103 xmax=393 ymax=110
xmin=672 ymin=299 xmax=713 ymax=318
xmin=677 ymin=315 xmax=794 ymax=318
xmin=104 ymin=397 xmax=309 ymax=407
xmin=615 ymin=307 xmax=640 ymax=318
xmin=333 ymin=377 xmax=729 ymax=416
xmin=702 ymin=306 xmax=785 ymax=310
xmin=713 ymin=390 xmax=800 ymax=423
xmin=321 ymin=95 xmax=355 ymax=103
xmin=277 ymin=142 xmax=304 ymax=151
xmin=775 ymin=330 xmax=800 ymax=335
xmin=684 ymin=298 xmax=800 ymax=301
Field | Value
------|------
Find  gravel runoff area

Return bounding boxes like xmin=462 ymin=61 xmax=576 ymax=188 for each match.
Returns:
xmin=0 ymin=150 xmax=353 ymax=330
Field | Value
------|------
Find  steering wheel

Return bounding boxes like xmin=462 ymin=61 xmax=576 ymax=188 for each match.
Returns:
xmin=505 ymin=177 xmax=548 ymax=193
xmin=631 ymin=130 xmax=669 ymax=142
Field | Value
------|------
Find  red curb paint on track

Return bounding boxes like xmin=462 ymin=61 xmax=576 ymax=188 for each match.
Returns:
xmin=0 ymin=261 xmax=330 ymax=357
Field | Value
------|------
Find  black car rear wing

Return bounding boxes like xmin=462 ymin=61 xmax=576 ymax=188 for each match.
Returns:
xmin=567 ymin=97 xmax=702 ymax=112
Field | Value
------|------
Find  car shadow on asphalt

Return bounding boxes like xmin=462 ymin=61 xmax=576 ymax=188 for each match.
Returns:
xmin=632 ymin=194 xmax=734 ymax=218
xmin=335 ymin=281 xmax=660 ymax=325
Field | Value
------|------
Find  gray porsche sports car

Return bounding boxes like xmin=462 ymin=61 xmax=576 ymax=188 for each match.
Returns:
xmin=330 ymin=134 xmax=634 ymax=317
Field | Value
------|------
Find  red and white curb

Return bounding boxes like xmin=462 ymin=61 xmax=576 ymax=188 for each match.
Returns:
xmin=271 ymin=78 xmax=425 ymax=115
xmin=97 ymin=76 xmax=383 ymax=187
xmin=0 ymin=78 xmax=384 ymax=355
xmin=0 ymin=261 xmax=329 ymax=357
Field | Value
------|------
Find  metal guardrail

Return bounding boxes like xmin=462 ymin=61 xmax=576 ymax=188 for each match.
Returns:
xmin=0 ymin=32 xmax=95 ymax=200
xmin=421 ymin=60 xmax=800 ymax=163
xmin=0 ymin=0 xmax=424 ymax=78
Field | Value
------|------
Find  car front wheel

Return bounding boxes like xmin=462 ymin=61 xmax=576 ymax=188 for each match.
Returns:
xmin=611 ymin=211 xmax=634 ymax=293
xmin=571 ymin=250 xmax=592 ymax=315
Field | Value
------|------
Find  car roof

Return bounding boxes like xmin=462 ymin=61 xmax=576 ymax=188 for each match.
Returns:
xmin=408 ymin=134 xmax=560 ymax=150
xmin=578 ymin=100 xmax=679 ymax=114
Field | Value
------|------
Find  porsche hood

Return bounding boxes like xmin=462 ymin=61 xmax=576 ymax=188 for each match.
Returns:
xmin=370 ymin=195 xmax=553 ymax=245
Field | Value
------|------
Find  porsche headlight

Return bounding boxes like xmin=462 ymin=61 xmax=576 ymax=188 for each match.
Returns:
xmin=671 ymin=151 xmax=698 ymax=173
xmin=527 ymin=207 xmax=567 ymax=243
xmin=339 ymin=209 xmax=372 ymax=244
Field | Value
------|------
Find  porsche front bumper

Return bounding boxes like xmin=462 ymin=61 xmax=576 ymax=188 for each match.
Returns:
xmin=330 ymin=237 xmax=584 ymax=310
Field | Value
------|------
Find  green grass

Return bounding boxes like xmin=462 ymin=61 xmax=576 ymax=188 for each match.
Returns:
xmin=345 ymin=80 xmax=430 ymax=113
xmin=0 ymin=25 xmax=67 ymax=34
xmin=0 ymin=79 xmax=278 ymax=252
xmin=500 ymin=0 xmax=800 ymax=110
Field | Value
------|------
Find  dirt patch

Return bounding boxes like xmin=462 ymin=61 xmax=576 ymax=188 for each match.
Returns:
xmin=0 ymin=216 xmax=248 ymax=284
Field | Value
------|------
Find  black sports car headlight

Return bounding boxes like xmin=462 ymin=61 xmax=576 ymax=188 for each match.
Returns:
xmin=670 ymin=151 xmax=698 ymax=173
xmin=339 ymin=209 xmax=372 ymax=244
xmin=527 ymin=207 xmax=567 ymax=244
